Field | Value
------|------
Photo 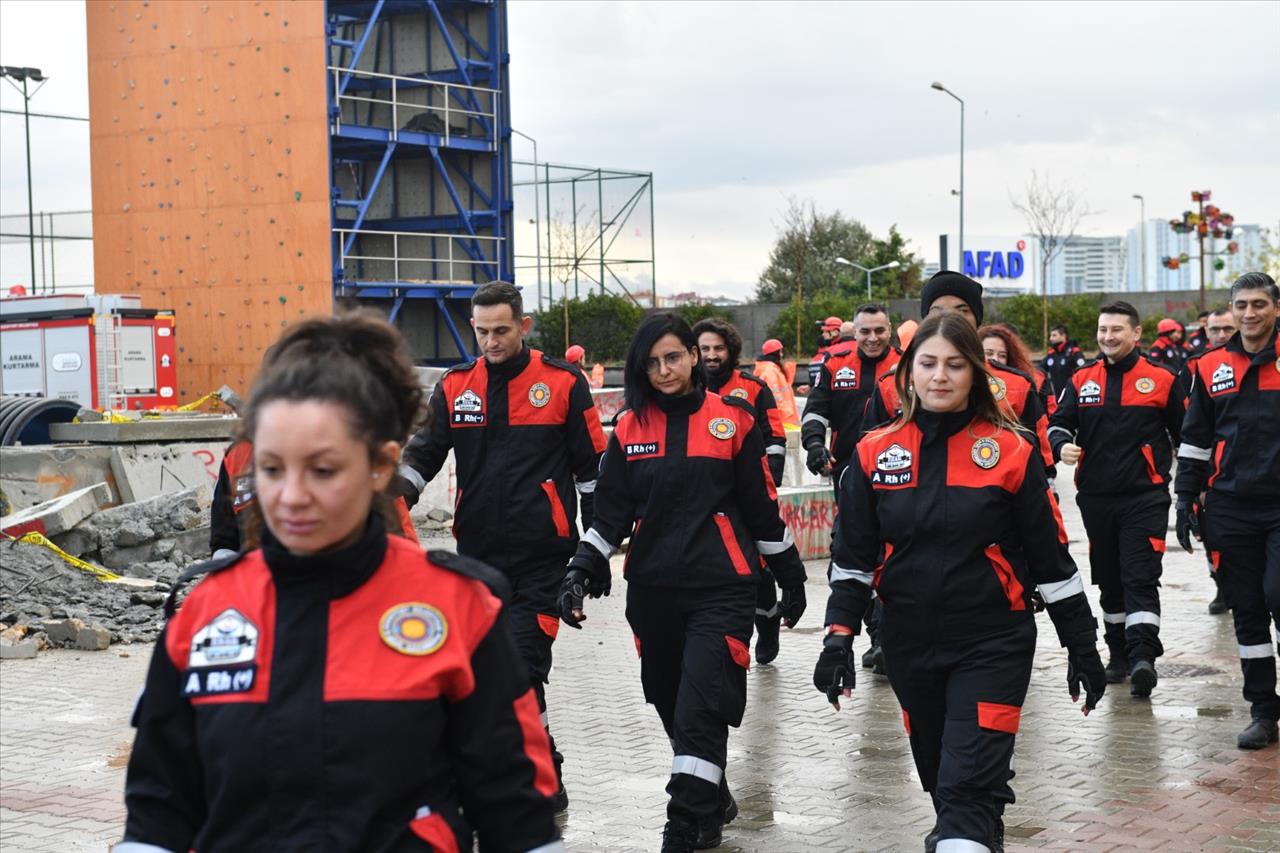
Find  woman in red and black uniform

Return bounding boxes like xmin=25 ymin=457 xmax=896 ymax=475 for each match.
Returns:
xmin=559 ymin=313 xmax=807 ymax=853
xmin=122 ymin=313 xmax=562 ymax=853
xmin=814 ymin=312 xmax=1106 ymax=853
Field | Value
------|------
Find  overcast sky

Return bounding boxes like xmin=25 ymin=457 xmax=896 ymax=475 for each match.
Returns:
xmin=2 ymin=0 xmax=1277 ymax=298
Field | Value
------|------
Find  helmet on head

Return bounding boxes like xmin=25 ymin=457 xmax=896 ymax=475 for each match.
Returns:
xmin=761 ymin=339 xmax=784 ymax=356
xmin=1156 ymin=318 xmax=1180 ymax=335
xmin=564 ymin=344 xmax=585 ymax=363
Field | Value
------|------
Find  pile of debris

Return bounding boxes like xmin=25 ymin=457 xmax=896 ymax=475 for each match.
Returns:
xmin=0 ymin=484 xmax=212 ymax=654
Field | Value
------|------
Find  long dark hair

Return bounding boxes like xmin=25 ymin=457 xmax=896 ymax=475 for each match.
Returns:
xmin=623 ymin=312 xmax=703 ymax=422
xmin=887 ymin=312 xmax=1022 ymax=436
xmin=239 ymin=310 xmax=425 ymax=546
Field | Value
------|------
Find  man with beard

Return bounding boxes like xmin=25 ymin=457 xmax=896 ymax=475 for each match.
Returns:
xmin=694 ymin=318 xmax=791 ymax=664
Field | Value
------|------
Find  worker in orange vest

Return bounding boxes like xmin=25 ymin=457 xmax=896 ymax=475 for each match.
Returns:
xmin=754 ymin=339 xmax=800 ymax=428
xmin=565 ymin=344 xmax=605 ymax=389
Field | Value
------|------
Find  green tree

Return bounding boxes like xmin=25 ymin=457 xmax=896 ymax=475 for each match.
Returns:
xmin=530 ymin=292 xmax=643 ymax=362
xmin=765 ymin=292 xmax=860 ymax=357
xmin=987 ymin=293 xmax=1102 ymax=352
xmin=862 ymin=225 xmax=926 ymax=300
xmin=674 ymin=302 xmax=733 ymax=327
xmin=754 ymin=197 xmax=873 ymax=304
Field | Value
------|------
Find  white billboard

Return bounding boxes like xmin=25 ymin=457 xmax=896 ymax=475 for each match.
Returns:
xmin=941 ymin=234 xmax=1040 ymax=296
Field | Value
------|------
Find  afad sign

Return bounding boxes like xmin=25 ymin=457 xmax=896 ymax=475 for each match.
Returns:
xmin=962 ymin=240 xmax=1027 ymax=279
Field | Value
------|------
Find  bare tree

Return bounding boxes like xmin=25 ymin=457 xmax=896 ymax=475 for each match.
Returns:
xmin=1010 ymin=172 xmax=1096 ymax=346
xmin=548 ymin=205 xmax=602 ymax=350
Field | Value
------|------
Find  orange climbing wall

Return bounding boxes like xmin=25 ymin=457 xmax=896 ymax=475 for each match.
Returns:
xmin=87 ymin=0 xmax=332 ymax=402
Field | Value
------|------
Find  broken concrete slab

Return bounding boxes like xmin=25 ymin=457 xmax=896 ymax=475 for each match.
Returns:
xmin=49 ymin=417 xmax=238 ymax=444
xmin=0 ymin=635 xmax=37 ymax=659
xmin=0 ymin=444 xmax=118 ymax=512
xmin=42 ymin=617 xmax=111 ymax=650
xmin=0 ymin=483 xmax=113 ymax=539
xmin=74 ymin=624 xmax=112 ymax=651
xmin=110 ymin=443 xmax=217 ymax=503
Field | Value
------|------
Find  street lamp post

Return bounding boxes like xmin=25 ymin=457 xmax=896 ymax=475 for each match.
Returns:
xmin=835 ymin=258 xmax=902 ymax=299
xmin=511 ymin=128 xmax=541 ymax=308
xmin=931 ymin=81 xmax=964 ymax=264
xmin=1132 ymin=194 xmax=1146 ymax=291
xmin=1 ymin=66 xmax=47 ymax=292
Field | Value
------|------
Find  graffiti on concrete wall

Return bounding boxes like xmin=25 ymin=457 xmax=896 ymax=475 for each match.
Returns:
xmin=777 ymin=487 xmax=836 ymax=561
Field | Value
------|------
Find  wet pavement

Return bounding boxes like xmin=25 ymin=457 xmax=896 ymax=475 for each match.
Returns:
xmin=2 ymin=473 xmax=1278 ymax=852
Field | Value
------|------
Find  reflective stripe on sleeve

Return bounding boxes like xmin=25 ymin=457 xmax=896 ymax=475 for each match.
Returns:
xmin=756 ymin=604 xmax=780 ymax=618
xmin=936 ymin=840 xmax=991 ymax=853
xmin=582 ymin=528 xmax=617 ymax=559
xmin=1178 ymin=443 xmax=1212 ymax=461
xmin=526 ymin=843 xmax=568 ymax=853
xmin=114 ymin=845 xmax=179 ymax=853
xmin=830 ymin=562 xmax=874 ymax=586
xmin=671 ymin=754 xmax=723 ymax=784
xmin=1037 ymin=572 xmax=1084 ymax=604
xmin=766 ymin=444 xmax=787 ymax=456
xmin=1102 ymin=611 xmax=1127 ymax=624
xmin=397 ymin=463 xmax=426 ymax=492
xmin=1048 ymin=425 xmax=1073 ymax=442
xmin=575 ymin=478 xmax=597 ymax=494
xmin=1125 ymin=611 xmax=1161 ymax=628
xmin=211 ymin=548 xmax=237 ymax=561
xmin=1239 ymin=643 xmax=1275 ymax=660
xmin=802 ymin=412 xmax=830 ymax=428
xmin=755 ymin=528 xmax=795 ymax=555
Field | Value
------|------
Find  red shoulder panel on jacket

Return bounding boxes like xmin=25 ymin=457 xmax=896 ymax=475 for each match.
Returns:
xmin=507 ymin=354 xmax=575 ymax=426
xmin=1120 ymin=360 xmax=1177 ymax=407
xmin=687 ymin=395 xmax=751 ymax=460
xmin=944 ymin=424 xmax=1031 ymax=492
xmin=614 ymin=407 xmax=666 ymax=459
xmin=858 ymin=422 xmax=921 ymax=490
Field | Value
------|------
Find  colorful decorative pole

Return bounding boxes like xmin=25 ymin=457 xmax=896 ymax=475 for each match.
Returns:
xmin=1164 ymin=190 xmax=1236 ymax=312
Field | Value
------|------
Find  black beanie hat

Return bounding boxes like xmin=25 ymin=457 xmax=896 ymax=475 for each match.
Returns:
xmin=919 ymin=270 xmax=984 ymax=324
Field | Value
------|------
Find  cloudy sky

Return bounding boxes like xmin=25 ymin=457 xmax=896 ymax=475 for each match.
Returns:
xmin=3 ymin=0 xmax=1277 ymax=298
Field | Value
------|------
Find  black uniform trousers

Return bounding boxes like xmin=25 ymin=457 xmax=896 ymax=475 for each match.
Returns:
xmin=1202 ymin=494 xmax=1280 ymax=721
xmin=499 ymin=558 xmax=567 ymax=783
xmin=1077 ymin=490 xmax=1168 ymax=664
xmin=833 ymin=463 xmax=881 ymax=646
xmin=626 ymin=583 xmax=754 ymax=824
xmin=881 ymin=616 xmax=1036 ymax=851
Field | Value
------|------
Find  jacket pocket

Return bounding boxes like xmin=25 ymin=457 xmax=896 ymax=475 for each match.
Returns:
xmin=713 ymin=513 xmax=752 ymax=576
xmin=1139 ymin=443 xmax=1163 ymax=485
xmin=409 ymin=807 xmax=461 ymax=853
xmin=983 ymin=544 xmax=1027 ymax=611
xmin=540 ymin=480 xmax=570 ymax=538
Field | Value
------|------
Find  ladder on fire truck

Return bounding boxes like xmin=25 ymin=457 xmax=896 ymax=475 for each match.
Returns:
xmin=93 ymin=311 xmax=126 ymax=411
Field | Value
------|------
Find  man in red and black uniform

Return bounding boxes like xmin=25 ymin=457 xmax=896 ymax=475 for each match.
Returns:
xmin=803 ymin=303 xmax=898 ymax=483
xmin=123 ymin=521 xmax=562 ymax=853
xmin=1148 ymin=318 xmax=1189 ymax=373
xmin=861 ymin=272 xmax=1056 ymax=479
xmin=1186 ymin=310 xmax=1211 ymax=355
xmin=1176 ymin=272 xmax=1280 ymax=751
xmin=1041 ymin=324 xmax=1088 ymax=401
xmin=694 ymin=318 xmax=790 ymax=664
xmin=1049 ymin=300 xmax=1185 ymax=696
xmin=209 ymin=440 xmax=255 ymax=560
xmin=394 ymin=282 xmax=607 ymax=806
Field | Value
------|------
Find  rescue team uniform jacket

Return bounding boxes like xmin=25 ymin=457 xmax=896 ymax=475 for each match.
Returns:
xmin=824 ymin=409 xmax=1095 ymax=645
xmin=399 ymin=347 xmax=607 ymax=565
xmin=1148 ymin=335 xmax=1188 ymax=373
xmin=1048 ymin=350 xmax=1185 ymax=496
xmin=122 ymin=516 xmax=563 ymax=853
xmin=1176 ymin=329 xmax=1280 ymax=501
xmin=706 ymin=366 xmax=787 ymax=485
xmin=860 ymin=360 xmax=1056 ymax=473
xmin=210 ymin=442 xmax=419 ymax=559
xmin=1041 ymin=340 xmax=1087 ymax=399
xmin=570 ymin=389 xmax=806 ymax=591
xmin=801 ymin=344 xmax=898 ymax=471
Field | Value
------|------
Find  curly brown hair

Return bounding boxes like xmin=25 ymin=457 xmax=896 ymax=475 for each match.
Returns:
xmin=977 ymin=323 xmax=1035 ymax=376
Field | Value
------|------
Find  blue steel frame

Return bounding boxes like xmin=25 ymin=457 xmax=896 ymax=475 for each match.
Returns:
xmin=326 ymin=0 xmax=512 ymax=363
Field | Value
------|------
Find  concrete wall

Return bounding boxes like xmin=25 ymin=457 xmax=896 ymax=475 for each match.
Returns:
xmin=87 ymin=0 xmax=333 ymax=403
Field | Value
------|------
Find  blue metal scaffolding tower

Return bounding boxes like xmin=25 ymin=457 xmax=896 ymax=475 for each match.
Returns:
xmin=326 ymin=0 xmax=512 ymax=363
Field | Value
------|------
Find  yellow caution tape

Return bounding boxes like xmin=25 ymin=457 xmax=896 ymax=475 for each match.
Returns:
xmin=11 ymin=532 xmax=122 ymax=582
xmin=177 ymin=391 xmax=221 ymax=412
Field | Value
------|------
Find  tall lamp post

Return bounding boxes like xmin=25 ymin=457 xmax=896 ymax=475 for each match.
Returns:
xmin=1 ymin=65 xmax=47 ymax=292
xmin=931 ymin=81 xmax=964 ymax=264
xmin=1132 ymin=193 xmax=1146 ymax=291
xmin=511 ymin=128 xmax=541 ymax=308
xmin=835 ymin=257 xmax=902 ymax=299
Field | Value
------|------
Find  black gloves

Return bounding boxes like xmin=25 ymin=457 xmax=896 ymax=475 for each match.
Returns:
xmin=390 ymin=473 xmax=421 ymax=509
xmin=1175 ymin=496 xmax=1201 ymax=554
xmin=779 ymin=584 xmax=806 ymax=628
xmin=813 ymin=632 xmax=857 ymax=710
xmin=805 ymin=444 xmax=833 ymax=476
xmin=1066 ymin=647 xmax=1107 ymax=715
xmin=557 ymin=569 xmax=591 ymax=629
xmin=558 ymin=548 xmax=612 ymax=628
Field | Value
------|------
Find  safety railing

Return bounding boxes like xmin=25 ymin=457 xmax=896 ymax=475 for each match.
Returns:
xmin=335 ymin=228 xmax=503 ymax=284
xmin=329 ymin=66 xmax=499 ymax=150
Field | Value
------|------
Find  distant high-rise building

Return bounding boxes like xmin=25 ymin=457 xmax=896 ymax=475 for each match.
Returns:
xmin=1044 ymin=236 xmax=1126 ymax=295
xmin=1125 ymin=220 xmax=1266 ymax=292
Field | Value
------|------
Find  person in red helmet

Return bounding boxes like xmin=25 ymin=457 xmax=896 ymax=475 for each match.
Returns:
xmin=808 ymin=315 xmax=844 ymax=387
xmin=754 ymin=339 xmax=799 ymax=427
xmin=1148 ymin=318 xmax=1188 ymax=372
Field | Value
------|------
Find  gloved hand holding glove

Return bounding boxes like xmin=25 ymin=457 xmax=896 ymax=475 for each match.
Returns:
xmin=805 ymin=444 xmax=833 ymax=476
xmin=557 ymin=548 xmax=612 ymax=629
xmin=813 ymin=631 xmax=857 ymax=710
xmin=1066 ymin=646 xmax=1107 ymax=715
xmin=1175 ymin=496 xmax=1201 ymax=554
xmin=779 ymin=584 xmax=806 ymax=628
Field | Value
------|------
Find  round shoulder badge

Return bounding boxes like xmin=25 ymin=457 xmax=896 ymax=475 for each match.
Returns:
xmin=730 ymin=387 xmax=749 ymax=399
xmin=971 ymin=437 xmax=1000 ymax=469
xmin=988 ymin=375 xmax=1007 ymax=401
xmin=709 ymin=417 xmax=736 ymax=440
xmin=1134 ymin=376 xmax=1156 ymax=394
xmin=528 ymin=382 xmax=552 ymax=408
xmin=380 ymin=603 xmax=448 ymax=656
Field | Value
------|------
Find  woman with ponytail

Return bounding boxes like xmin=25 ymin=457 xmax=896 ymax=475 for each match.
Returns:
xmin=122 ymin=312 xmax=563 ymax=853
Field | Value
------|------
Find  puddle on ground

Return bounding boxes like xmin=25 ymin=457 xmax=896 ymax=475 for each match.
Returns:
xmin=1150 ymin=706 xmax=1234 ymax=720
